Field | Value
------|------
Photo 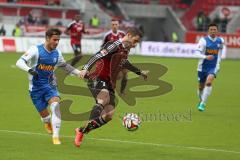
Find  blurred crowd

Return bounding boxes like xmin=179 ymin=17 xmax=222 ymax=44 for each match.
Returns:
xmin=196 ymin=11 xmax=229 ymax=33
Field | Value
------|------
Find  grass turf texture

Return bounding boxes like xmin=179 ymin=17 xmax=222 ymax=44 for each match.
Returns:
xmin=0 ymin=53 xmax=239 ymax=160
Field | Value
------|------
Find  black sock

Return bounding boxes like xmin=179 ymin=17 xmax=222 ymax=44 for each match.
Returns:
xmin=71 ymin=55 xmax=82 ymax=66
xmin=89 ymin=103 xmax=104 ymax=120
xmin=80 ymin=116 xmax=107 ymax=134
xmin=120 ymin=77 xmax=128 ymax=94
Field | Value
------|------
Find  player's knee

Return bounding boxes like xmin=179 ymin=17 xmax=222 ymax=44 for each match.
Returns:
xmin=104 ymin=111 xmax=114 ymax=122
xmin=205 ymin=82 xmax=212 ymax=87
xmin=50 ymin=102 xmax=61 ymax=117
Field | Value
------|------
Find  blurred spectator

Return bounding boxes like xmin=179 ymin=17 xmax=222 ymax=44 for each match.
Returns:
xmin=171 ymin=31 xmax=179 ymax=42
xmin=89 ymin=14 xmax=100 ymax=28
xmin=0 ymin=25 xmax=6 ymax=36
xmin=203 ymin=14 xmax=211 ymax=32
xmin=213 ymin=15 xmax=221 ymax=26
xmin=41 ymin=13 xmax=49 ymax=25
xmin=27 ymin=12 xmax=36 ymax=25
xmin=7 ymin=0 xmax=17 ymax=3
xmin=196 ymin=11 xmax=211 ymax=32
xmin=181 ymin=0 xmax=193 ymax=5
xmin=221 ymin=16 xmax=228 ymax=33
xmin=47 ymin=0 xmax=60 ymax=6
xmin=55 ymin=20 xmax=63 ymax=26
xmin=12 ymin=24 xmax=22 ymax=37
xmin=196 ymin=11 xmax=205 ymax=31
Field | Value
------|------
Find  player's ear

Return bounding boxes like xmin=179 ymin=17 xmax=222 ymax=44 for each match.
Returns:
xmin=46 ymin=36 xmax=50 ymax=42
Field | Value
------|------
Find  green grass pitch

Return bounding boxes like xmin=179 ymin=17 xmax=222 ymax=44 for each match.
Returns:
xmin=0 ymin=53 xmax=239 ymax=160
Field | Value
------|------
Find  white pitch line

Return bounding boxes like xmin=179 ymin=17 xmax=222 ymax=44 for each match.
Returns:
xmin=0 ymin=129 xmax=240 ymax=155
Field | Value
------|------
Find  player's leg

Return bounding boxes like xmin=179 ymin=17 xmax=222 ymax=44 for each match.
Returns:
xmin=198 ymin=83 xmax=205 ymax=101
xmin=197 ymin=71 xmax=207 ymax=111
xmin=44 ymin=86 xmax=61 ymax=145
xmin=82 ymin=89 xmax=111 ymax=132
xmin=120 ymin=69 xmax=128 ymax=95
xmin=74 ymin=88 xmax=111 ymax=147
xmin=48 ymin=96 xmax=61 ymax=144
xmin=71 ymin=44 xmax=83 ymax=66
xmin=75 ymin=79 xmax=115 ymax=147
xmin=201 ymin=74 xmax=215 ymax=106
xmin=30 ymin=90 xmax=52 ymax=134
xmin=39 ymin=109 xmax=52 ymax=134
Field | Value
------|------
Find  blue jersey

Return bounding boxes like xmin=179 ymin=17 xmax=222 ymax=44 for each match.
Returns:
xmin=20 ymin=44 xmax=65 ymax=91
xmin=196 ymin=36 xmax=224 ymax=72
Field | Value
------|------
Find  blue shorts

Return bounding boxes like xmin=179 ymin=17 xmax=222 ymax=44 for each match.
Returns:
xmin=30 ymin=86 xmax=59 ymax=112
xmin=198 ymin=68 xmax=218 ymax=83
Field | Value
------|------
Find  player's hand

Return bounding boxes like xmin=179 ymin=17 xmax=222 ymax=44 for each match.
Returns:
xmin=28 ymin=69 xmax=38 ymax=79
xmin=140 ymin=70 xmax=149 ymax=81
xmin=79 ymin=69 xmax=89 ymax=79
xmin=206 ymin=55 xmax=214 ymax=60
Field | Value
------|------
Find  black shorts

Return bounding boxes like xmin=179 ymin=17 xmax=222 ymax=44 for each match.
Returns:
xmin=87 ymin=78 xmax=115 ymax=106
xmin=71 ymin=44 xmax=82 ymax=55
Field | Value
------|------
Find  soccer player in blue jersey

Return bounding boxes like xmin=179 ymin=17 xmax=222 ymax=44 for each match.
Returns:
xmin=16 ymin=28 xmax=81 ymax=144
xmin=195 ymin=23 xmax=225 ymax=111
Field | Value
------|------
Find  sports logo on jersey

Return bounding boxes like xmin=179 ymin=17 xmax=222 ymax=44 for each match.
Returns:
xmin=38 ymin=64 xmax=54 ymax=71
xmin=206 ymin=49 xmax=218 ymax=54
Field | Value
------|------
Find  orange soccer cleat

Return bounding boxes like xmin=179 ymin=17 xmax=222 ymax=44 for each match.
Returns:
xmin=74 ymin=128 xmax=84 ymax=147
xmin=44 ymin=123 xmax=53 ymax=134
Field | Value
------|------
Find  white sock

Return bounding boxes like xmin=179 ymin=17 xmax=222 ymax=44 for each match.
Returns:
xmin=197 ymin=90 xmax=203 ymax=101
xmin=50 ymin=102 xmax=61 ymax=138
xmin=201 ymin=86 xmax=212 ymax=104
xmin=41 ymin=115 xmax=51 ymax=123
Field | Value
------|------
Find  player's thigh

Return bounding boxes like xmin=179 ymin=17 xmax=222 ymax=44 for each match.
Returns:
xmin=198 ymin=71 xmax=207 ymax=84
xmin=96 ymin=89 xmax=110 ymax=106
xmin=88 ymin=79 xmax=112 ymax=105
xmin=30 ymin=90 xmax=48 ymax=113
xmin=44 ymin=86 xmax=60 ymax=105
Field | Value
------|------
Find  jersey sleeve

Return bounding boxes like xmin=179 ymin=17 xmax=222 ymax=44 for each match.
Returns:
xmin=194 ymin=38 xmax=207 ymax=59
xmin=16 ymin=46 xmax=38 ymax=72
xmin=56 ymin=50 xmax=66 ymax=65
xmin=83 ymin=40 xmax=122 ymax=71
xmin=21 ymin=46 xmax=38 ymax=62
xmin=195 ymin=38 xmax=206 ymax=53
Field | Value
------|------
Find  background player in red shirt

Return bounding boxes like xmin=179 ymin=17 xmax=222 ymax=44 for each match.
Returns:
xmin=74 ymin=27 xmax=148 ymax=147
xmin=65 ymin=14 xmax=88 ymax=66
xmin=103 ymin=19 xmax=128 ymax=95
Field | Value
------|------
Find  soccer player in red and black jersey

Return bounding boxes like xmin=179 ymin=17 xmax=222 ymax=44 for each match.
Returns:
xmin=74 ymin=27 xmax=148 ymax=147
xmin=65 ymin=14 xmax=88 ymax=66
xmin=103 ymin=19 xmax=128 ymax=95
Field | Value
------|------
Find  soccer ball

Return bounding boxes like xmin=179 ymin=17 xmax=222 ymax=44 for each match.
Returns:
xmin=122 ymin=113 xmax=141 ymax=131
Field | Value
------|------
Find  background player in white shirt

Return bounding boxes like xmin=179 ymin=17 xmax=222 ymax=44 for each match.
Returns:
xmin=195 ymin=23 xmax=224 ymax=111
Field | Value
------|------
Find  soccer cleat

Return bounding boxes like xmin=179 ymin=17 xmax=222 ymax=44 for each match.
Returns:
xmin=74 ymin=128 xmax=84 ymax=147
xmin=198 ymin=102 xmax=206 ymax=112
xmin=44 ymin=123 xmax=53 ymax=134
xmin=52 ymin=137 xmax=61 ymax=145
